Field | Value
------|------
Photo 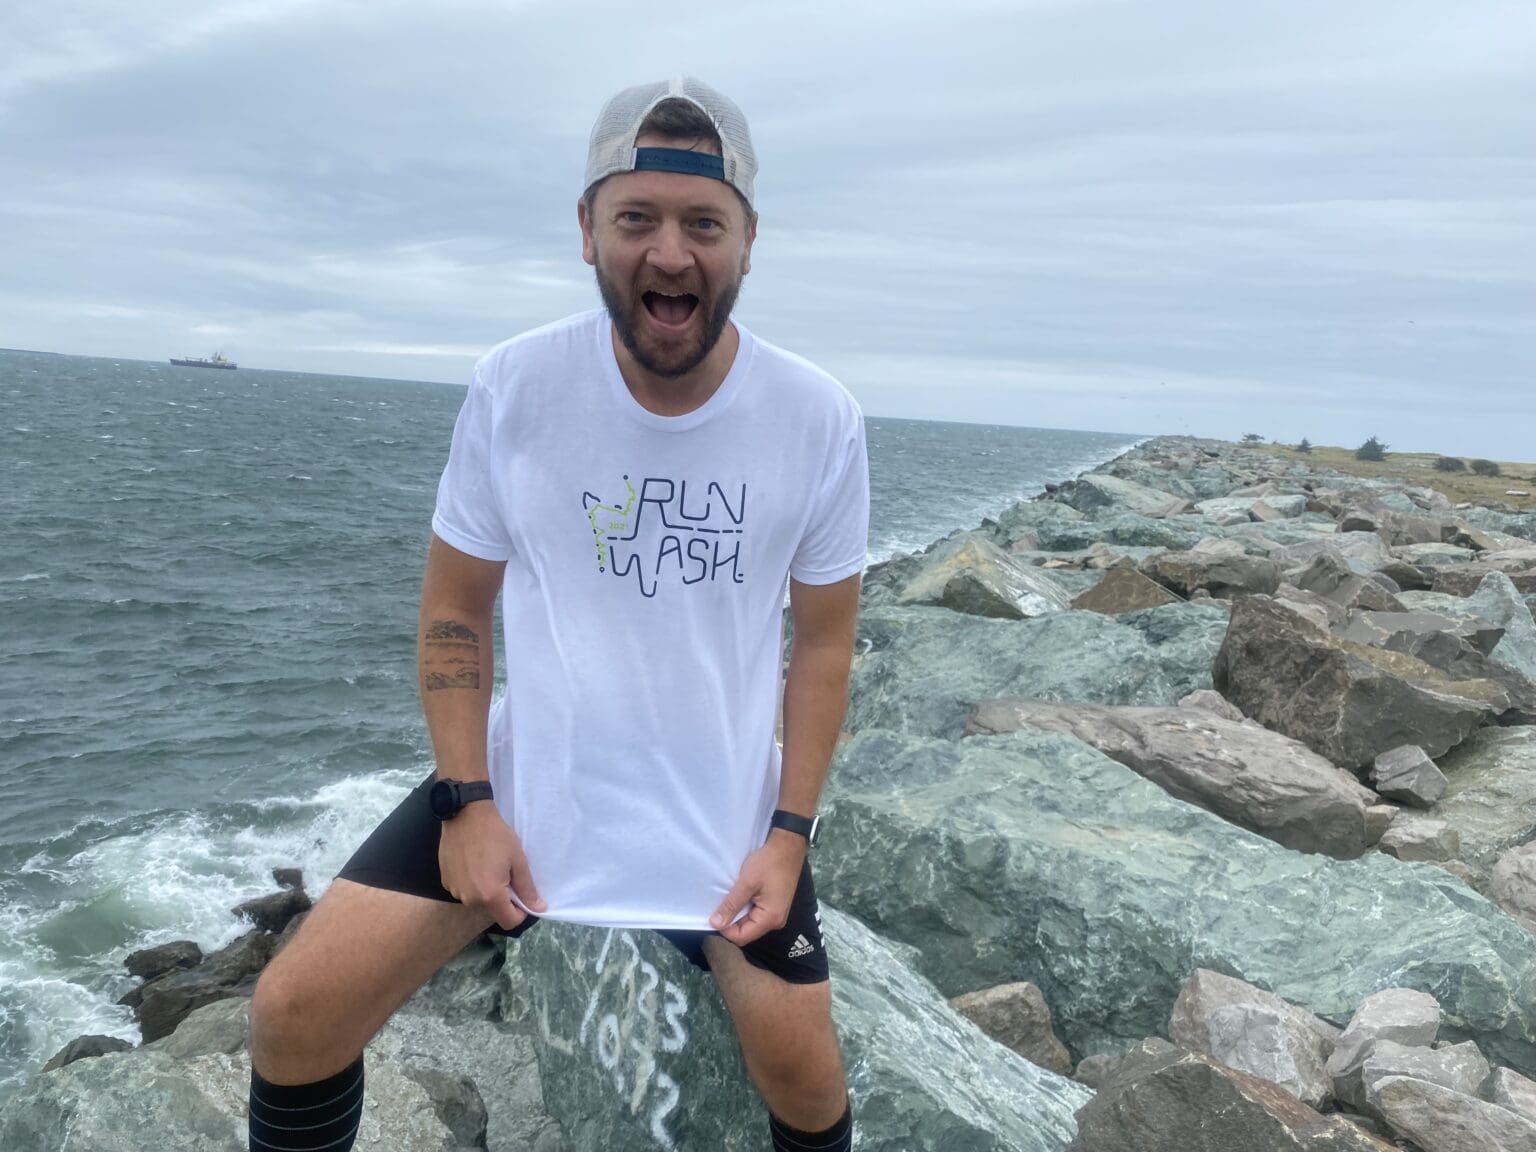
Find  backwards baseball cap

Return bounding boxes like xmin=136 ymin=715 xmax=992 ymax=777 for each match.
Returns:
xmin=584 ymin=76 xmax=758 ymax=209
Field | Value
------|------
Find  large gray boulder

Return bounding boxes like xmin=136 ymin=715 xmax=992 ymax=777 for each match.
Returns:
xmin=1058 ymin=474 xmax=1191 ymax=518
xmin=1069 ymin=567 xmax=1182 ymax=614
xmin=965 ymin=698 xmax=1375 ymax=857
xmin=1323 ymin=987 xmax=1441 ymax=1110
xmin=849 ymin=603 xmax=1229 ymax=739
xmin=1139 ymin=550 xmax=1282 ymax=599
xmin=897 ymin=532 xmax=1074 ymax=619
xmin=1291 ymin=553 xmax=1405 ymax=612
xmin=1271 ymin=534 xmax=1397 ymax=573
xmin=818 ymin=729 xmax=1536 ymax=1076
xmin=1370 ymin=1076 xmax=1536 ymax=1152
xmin=1033 ymin=513 xmax=1204 ymax=552
xmin=1167 ymin=969 xmax=1336 ymax=1109
xmin=499 ymin=906 xmax=1092 ymax=1152
xmin=1465 ymin=571 xmax=1536 ymax=681
xmin=1066 ymin=1043 xmax=1395 ymax=1151
xmin=1212 ymin=595 xmax=1507 ymax=768
xmin=1360 ymin=1039 xmax=1491 ymax=1117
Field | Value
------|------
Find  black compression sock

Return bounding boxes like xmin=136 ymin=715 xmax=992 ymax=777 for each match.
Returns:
xmin=248 ymin=1056 xmax=364 ymax=1152
xmin=768 ymin=1099 xmax=853 ymax=1151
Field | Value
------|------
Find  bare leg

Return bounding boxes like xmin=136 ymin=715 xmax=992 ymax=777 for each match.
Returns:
xmin=701 ymin=935 xmax=849 ymax=1131
xmin=249 ymin=879 xmax=494 ymax=1084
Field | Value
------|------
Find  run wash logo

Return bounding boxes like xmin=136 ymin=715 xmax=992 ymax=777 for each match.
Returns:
xmin=582 ymin=475 xmax=747 ymax=598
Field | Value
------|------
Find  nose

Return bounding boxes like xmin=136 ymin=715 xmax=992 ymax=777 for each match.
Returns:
xmin=645 ymin=221 xmax=694 ymax=277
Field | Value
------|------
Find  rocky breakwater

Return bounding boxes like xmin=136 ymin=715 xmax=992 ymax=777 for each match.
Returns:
xmin=828 ymin=435 xmax=1536 ymax=1149
xmin=9 ymin=434 xmax=1536 ymax=1151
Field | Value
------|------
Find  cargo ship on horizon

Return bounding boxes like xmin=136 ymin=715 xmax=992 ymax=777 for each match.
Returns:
xmin=170 ymin=352 xmax=237 ymax=370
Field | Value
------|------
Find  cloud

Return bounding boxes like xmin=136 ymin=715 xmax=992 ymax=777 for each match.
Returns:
xmin=1 ymin=0 xmax=1532 ymax=457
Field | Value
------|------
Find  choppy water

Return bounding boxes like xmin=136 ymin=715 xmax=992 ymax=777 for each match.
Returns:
xmin=0 ymin=347 xmax=1140 ymax=1099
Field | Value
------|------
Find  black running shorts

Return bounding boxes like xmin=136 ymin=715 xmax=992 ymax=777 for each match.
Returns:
xmin=337 ymin=774 xmax=830 ymax=985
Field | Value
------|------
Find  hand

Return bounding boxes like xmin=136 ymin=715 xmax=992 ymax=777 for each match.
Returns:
xmin=438 ymin=801 xmax=546 ymax=931
xmin=709 ymin=830 xmax=807 ymax=947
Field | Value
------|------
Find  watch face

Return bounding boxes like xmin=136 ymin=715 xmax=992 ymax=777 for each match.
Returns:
xmin=808 ymin=815 xmax=822 ymax=848
xmin=428 ymin=780 xmax=457 ymax=820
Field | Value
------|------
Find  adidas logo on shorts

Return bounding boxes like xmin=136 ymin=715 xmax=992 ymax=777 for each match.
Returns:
xmin=787 ymin=933 xmax=815 ymax=959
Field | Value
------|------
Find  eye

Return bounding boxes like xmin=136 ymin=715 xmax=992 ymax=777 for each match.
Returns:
xmin=694 ymin=217 xmax=721 ymax=232
xmin=617 ymin=211 xmax=648 ymax=226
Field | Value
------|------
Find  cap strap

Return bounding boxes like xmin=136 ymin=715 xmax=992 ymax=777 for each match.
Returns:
xmin=633 ymin=146 xmax=727 ymax=182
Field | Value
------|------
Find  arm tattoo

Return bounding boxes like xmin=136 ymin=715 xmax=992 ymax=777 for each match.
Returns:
xmin=423 ymin=619 xmax=481 ymax=691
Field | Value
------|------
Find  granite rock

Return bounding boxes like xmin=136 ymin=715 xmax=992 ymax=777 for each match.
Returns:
xmin=1390 ymin=728 xmax=1536 ymax=885
xmin=950 ymin=982 xmax=1074 ymax=1075
xmin=849 ymin=603 xmax=1229 ymax=740
xmin=1325 ymin=987 xmax=1441 ymax=1110
xmin=1378 ymin=820 xmax=1460 ymax=862
xmin=897 ymin=531 xmax=1074 ymax=620
xmin=1360 ymin=1039 xmax=1491 ymax=1116
xmin=1168 ymin=968 xmax=1335 ymax=1108
xmin=1069 ymin=567 xmax=1182 ymax=614
xmin=1370 ymin=1075 xmax=1536 ymax=1152
xmin=39 ymin=1035 xmax=134 ymax=1074
xmin=1059 ymin=474 xmax=1191 ymax=519
xmin=1491 ymin=843 xmax=1536 ymax=933
xmin=123 ymin=940 xmax=203 ymax=982
xmin=965 ymin=698 xmax=1375 ymax=857
xmin=1491 ymin=1066 xmax=1536 ymax=1125
xmin=819 ymin=730 xmax=1536 ymax=1076
xmin=1212 ymin=595 xmax=1505 ymax=768
xmin=1066 ymin=1044 xmax=1394 ymax=1151
xmin=1370 ymin=745 xmax=1448 ymax=808
xmin=1139 ymin=549 xmax=1282 ymax=599
xmin=500 ymin=905 xmax=1091 ymax=1152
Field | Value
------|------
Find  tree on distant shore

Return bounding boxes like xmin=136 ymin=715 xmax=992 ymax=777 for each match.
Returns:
xmin=1296 ymin=437 xmax=1313 ymax=454
xmin=1434 ymin=456 xmax=1466 ymax=472
xmin=1241 ymin=432 xmax=1264 ymax=443
xmin=1470 ymin=458 xmax=1502 ymax=476
xmin=1355 ymin=436 xmax=1388 ymax=462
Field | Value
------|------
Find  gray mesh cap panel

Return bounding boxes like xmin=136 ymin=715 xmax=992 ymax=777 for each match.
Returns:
xmin=584 ymin=76 xmax=757 ymax=208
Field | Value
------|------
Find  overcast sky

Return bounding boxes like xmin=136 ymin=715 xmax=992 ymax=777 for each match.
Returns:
xmin=3 ymin=1 xmax=1533 ymax=457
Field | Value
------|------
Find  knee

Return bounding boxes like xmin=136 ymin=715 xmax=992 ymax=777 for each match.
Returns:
xmin=249 ymin=960 xmax=337 ymax=1067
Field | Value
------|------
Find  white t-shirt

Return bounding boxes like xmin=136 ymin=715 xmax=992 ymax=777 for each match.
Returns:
xmin=431 ymin=309 xmax=869 ymax=930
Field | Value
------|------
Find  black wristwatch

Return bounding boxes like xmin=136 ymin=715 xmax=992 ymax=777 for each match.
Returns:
xmin=770 ymin=808 xmax=821 ymax=848
xmin=428 ymin=778 xmax=495 ymax=821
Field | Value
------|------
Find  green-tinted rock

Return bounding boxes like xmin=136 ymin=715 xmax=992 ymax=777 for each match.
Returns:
xmin=818 ymin=729 xmax=1536 ymax=1077
xmin=898 ymin=532 xmax=1073 ymax=619
xmin=499 ymin=907 xmax=1091 ymax=1152
xmin=849 ymin=603 xmax=1229 ymax=739
xmin=1035 ymin=514 xmax=1202 ymax=552
xmin=1392 ymin=727 xmax=1536 ymax=886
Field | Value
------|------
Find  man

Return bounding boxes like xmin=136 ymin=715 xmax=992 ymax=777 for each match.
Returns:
xmin=247 ymin=76 xmax=868 ymax=1152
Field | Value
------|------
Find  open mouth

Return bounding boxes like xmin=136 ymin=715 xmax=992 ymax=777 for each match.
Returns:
xmin=642 ymin=290 xmax=700 ymax=328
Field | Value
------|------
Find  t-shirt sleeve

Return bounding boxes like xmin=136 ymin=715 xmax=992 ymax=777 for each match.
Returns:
xmin=790 ymin=406 xmax=870 ymax=585
xmin=431 ymin=367 xmax=515 ymax=561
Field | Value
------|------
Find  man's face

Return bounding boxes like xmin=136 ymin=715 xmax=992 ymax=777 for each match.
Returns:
xmin=579 ymin=133 xmax=757 ymax=379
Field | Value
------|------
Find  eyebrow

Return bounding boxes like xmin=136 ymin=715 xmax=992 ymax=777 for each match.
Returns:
xmin=610 ymin=197 xmax=735 ymax=217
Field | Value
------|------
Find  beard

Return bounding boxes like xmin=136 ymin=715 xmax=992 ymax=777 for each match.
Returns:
xmin=594 ymin=259 xmax=742 ymax=380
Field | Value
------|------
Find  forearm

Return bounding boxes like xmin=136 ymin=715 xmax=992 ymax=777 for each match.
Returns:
xmin=777 ymin=638 xmax=853 ymax=819
xmin=418 ymin=600 xmax=496 ymax=783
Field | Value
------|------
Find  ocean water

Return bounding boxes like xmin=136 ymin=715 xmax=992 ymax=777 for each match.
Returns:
xmin=0 ymin=348 xmax=1140 ymax=1100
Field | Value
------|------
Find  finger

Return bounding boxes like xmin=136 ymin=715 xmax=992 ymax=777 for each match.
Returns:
xmin=719 ymin=905 xmax=771 ymax=947
xmin=711 ymin=878 xmax=756 ymax=930
xmin=485 ymin=887 xmax=526 ymax=933
xmin=506 ymin=844 xmax=547 ymax=913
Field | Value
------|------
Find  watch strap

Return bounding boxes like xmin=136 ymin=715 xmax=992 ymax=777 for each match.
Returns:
xmin=430 ymin=778 xmax=495 ymax=820
xmin=770 ymin=808 xmax=818 ymax=844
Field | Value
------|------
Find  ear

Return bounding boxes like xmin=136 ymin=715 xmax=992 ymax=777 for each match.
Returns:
xmin=741 ymin=210 xmax=759 ymax=276
xmin=578 ymin=197 xmax=597 ymax=267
